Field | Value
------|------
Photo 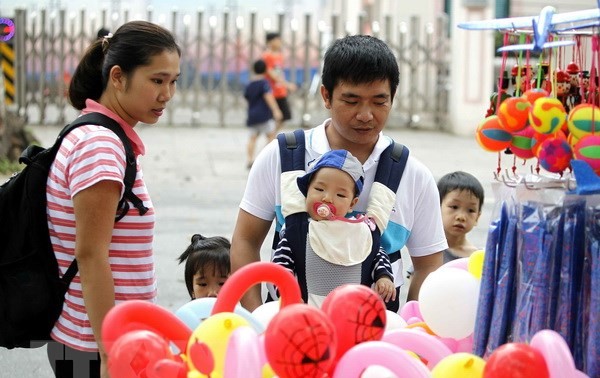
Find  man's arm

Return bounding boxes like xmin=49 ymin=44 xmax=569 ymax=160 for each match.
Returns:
xmin=230 ymin=209 xmax=273 ymax=311
xmin=407 ymin=251 xmax=443 ymax=301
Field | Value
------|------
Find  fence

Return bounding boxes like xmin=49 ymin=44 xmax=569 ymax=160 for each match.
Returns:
xmin=8 ymin=8 xmax=450 ymax=129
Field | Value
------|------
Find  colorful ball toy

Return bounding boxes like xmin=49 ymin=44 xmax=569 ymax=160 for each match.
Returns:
xmin=521 ymin=88 xmax=548 ymax=105
xmin=528 ymin=97 xmax=567 ymax=134
xmin=497 ymin=96 xmax=530 ymax=132
xmin=510 ymin=126 xmax=535 ymax=159
xmin=574 ymin=135 xmax=600 ymax=174
xmin=476 ymin=115 xmax=512 ymax=152
xmin=567 ymin=104 xmax=600 ymax=140
xmin=531 ymin=130 xmax=566 ymax=158
xmin=538 ymin=137 xmax=573 ymax=173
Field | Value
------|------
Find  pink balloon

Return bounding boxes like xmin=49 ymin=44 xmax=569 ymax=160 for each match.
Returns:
xmin=382 ymin=329 xmax=453 ymax=369
xmin=332 ymin=341 xmax=430 ymax=378
xmin=224 ymin=326 xmax=262 ymax=378
xmin=440 ymin=258 xmax=469 ymax=271
xmin=400 ymin=300 xmax=423 ymax=322
xmin=530 ymin=330 xmax=577 ymax=378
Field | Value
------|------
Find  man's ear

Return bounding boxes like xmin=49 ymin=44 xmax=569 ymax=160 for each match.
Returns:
xmin=321 ymin=85 xmax=331 ymax=109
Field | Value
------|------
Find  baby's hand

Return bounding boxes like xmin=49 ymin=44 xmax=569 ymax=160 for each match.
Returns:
xmin=375 ymin=276 xmax=396 ymax=303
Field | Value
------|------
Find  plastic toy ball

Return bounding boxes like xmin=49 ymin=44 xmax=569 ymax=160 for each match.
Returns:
xmin=497 ymin=96 xmax=530 ymax=132
xmin=528 ymin=97 xmax=567 ymax=134
xmin=567 ymin=104 xmax=600 ymax=140
xmin=568 ymin=132 xmax=580 ymax=147
xmin=475 ymin=115 xmax=512 ymax=152
xmin=538 ymin=137 xmax=573 ymax=173
xmin=574 ymin=135 xmax=600 ymax=174
xmin=510 ymin=126 xmax=535 ymax=159
xmin=521 ymin=88 xmax=549 ymax=105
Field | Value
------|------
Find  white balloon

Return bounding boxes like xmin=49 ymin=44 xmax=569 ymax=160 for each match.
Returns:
xmin=418 ymin=268 xmax=480 ymax=339
xmin=385 ymin=310 xmax=407 ymax=332
xmin=251 ymin=301 xmax=280 ymax=329
xmin=361 ymin=365 xmax=398 ymax=378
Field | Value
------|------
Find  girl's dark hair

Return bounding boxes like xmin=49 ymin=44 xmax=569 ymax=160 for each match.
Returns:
xmin=177 ymin=234 xmax=231 ymax=299
xmin=322 ymin=34 xmax=399 ymax=100
xmin=437 ymin=171 xmax=485 ymax=212
xmin=69 ymin=20 xmax=181 ymax=110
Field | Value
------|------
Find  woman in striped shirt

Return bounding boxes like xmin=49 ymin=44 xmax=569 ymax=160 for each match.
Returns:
xmin=45 ymin=20 xmax=180 ymax=378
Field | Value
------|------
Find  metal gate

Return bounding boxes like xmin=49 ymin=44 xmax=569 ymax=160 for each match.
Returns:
xmin=9 ymin=8 xmax=450 ymax=129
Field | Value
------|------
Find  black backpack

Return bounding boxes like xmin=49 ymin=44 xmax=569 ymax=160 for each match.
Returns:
xmin=0 ymin=112 xmax=148 ymax=349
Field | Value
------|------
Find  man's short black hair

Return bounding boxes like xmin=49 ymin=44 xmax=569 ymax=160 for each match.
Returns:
xmin=266 ymin=32 xmax=281 ymax=43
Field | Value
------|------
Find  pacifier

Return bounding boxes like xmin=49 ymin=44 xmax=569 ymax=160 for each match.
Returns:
xmin=314 ymin=202 xmax=336 ymax=219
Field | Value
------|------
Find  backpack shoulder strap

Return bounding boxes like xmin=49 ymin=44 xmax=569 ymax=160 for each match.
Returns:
xmin=277 ymin=129 xmax=306 ymax=172
xmin=374 ymin=139 xmax=410 ymax=193
xmin=57 ymin=113 xmax=148 ymax=219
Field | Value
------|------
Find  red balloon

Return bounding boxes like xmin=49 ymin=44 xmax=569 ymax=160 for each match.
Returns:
xmin=107 ymin=330 xmax=174 ymax=378
xmin=264 ymin=303 xmax=337 ymax=378
xmin=321 ymin=284 xmax=386 ymax=362
xmin=484 ymin=343 xmax=550 ymax=378
xmin=211 ymin=262 xmax=302 ymax=315
xmin=102 ymin=300 xmax=192 ymax=356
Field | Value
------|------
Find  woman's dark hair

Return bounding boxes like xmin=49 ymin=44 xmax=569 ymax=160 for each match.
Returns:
xmin=69 ymin=20 xmax=181 ymax=110
xmin=177 ymin=234 xmax=231 ymax=299
xmin=321 ymin=34 xmax=399 ymax=100
xmin=437 ymin=171 xmax=485 ymax=212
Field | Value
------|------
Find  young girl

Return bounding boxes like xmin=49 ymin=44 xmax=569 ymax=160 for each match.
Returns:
xmin=46 ymin=21 xmax=180 ymax=378
xmin=178 ymin=234 xmax=231 ymax=299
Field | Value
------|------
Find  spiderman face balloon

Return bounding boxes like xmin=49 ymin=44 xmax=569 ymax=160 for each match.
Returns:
xmin=264 ymin=303 xmax=336 ymax=378
xmin=321 ymin=284 xmax=387 ymax=360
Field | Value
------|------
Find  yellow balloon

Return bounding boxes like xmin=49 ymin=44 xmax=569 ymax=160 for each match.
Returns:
xmin=431 ymin=353 xmax=486 ymax=378
xmin=468 ymin=250 xmax=485 ymax=279
xmin=262 ymin=363 xmax=276 ymax=378
xmin=187 ymin=312 xmax=249 ymax=378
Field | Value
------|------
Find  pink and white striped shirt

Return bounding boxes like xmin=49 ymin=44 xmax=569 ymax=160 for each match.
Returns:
xmin=47 ymin=100 xmax=156 ymax=352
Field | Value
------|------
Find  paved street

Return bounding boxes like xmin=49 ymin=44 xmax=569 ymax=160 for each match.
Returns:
xmin=0 ymin=123 xmax=499 ymax=376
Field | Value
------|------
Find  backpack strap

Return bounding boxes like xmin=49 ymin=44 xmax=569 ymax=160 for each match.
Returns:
xmin=277 ymin=129 xmax=306 ymax=172
xmin=374 ymin=140 xmax=410 ymax=192
xmin=57 ymin=113 xmax=149 ymax=220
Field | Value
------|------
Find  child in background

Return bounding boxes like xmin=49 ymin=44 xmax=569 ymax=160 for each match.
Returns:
xmin=178 ymin=234 xmax=231 ymax=299
xmin=437 ymin=171 xmax=485 ymax=262
xmin=244 ymin=59 xmax=283 ymax=169
xmin=271 ymin=149 xmax=396 ymax=307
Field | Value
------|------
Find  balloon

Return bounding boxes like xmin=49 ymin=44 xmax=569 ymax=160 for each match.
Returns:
xmin=400 ymin=300 xmax=423 ymax=323
xmin=332 ymin=341 xmax=430 ymax=378
xmin=361 ymin=365 xmax=398 ymax=378
xmin=530 ymin=329 xmax=577 ymax=378
xmin=223 ymin=326 xmax=262 ymax=378
xmin=441 ymin=257 xmax=469 ymax=271
xmin=187 ymin=312 xmax=250 ymax=378
xmin=419 ymin=268 xmax=480 ymax=339
xmin=385 ymin=310 xmax=408 ymax=332
xmin=431 ymin=352 xmax=486 ymax=378
xmin=467 ymin=250 xmax=485 ymax=279
xmin=382 ymin=328 xmax=452 ymax=369
xmin=175 ymin=297 xmax=264 ymax=333
xmin=211 ymin=262 xmax=301 ymax=315
xmin=107 ymin=330 xmax=174 ymax=378
xmin=321 ymin=284 xmax=386 ymax=361
xmin=251 ymin=300 xmax=281 ymax=329
xmin=102 ymin=300 xmax=192 ymax=356
xmin=484 ymin=342 xmax=549 ymax=378
xmin=264 ymin=303 xmax=336 ymax=378
xmin=147 ymin=359 xmax=187 ymax=378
